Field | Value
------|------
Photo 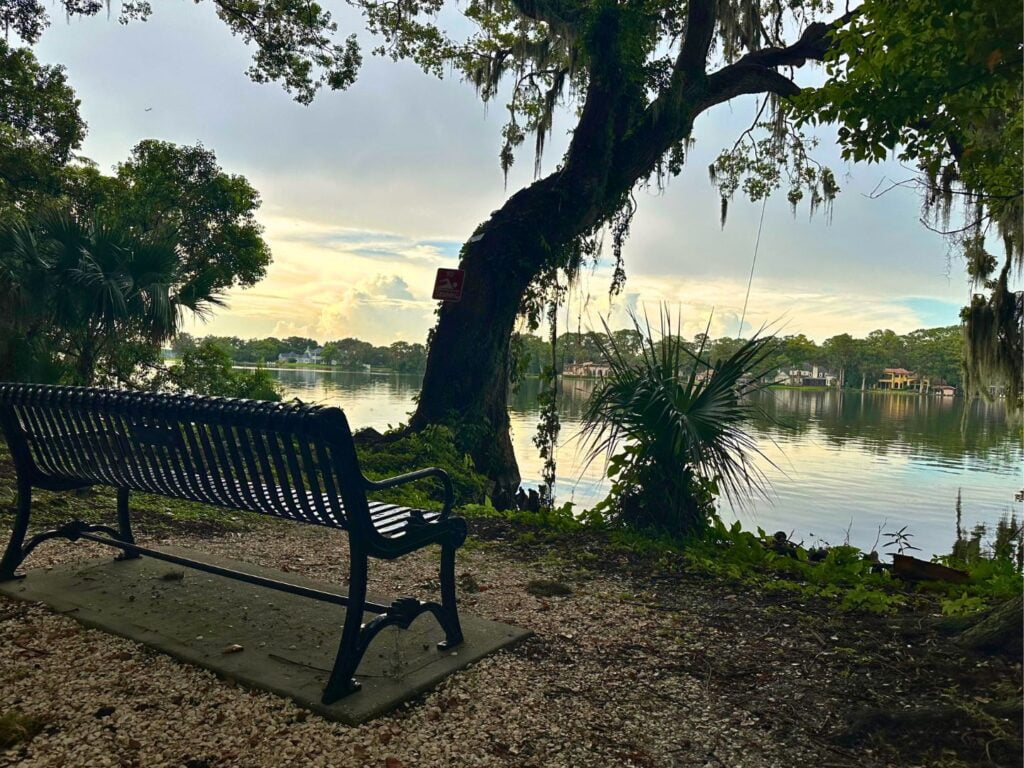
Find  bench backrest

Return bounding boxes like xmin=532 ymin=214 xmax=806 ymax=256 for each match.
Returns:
xmin=0 ymin=383 xmax=372 ymax=533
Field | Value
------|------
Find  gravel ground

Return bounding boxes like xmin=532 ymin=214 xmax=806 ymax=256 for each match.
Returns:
xmin=0 ymin=517 xmax=1019 ymax=768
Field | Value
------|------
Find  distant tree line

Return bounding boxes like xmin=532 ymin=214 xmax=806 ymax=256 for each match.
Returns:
xmin=173 ymin=334 xmax=429 ymax=375
xmin=181 ymin=324 xmax=966 ymax=389
xmin=512 ymin=325 xmax=966 ymax=389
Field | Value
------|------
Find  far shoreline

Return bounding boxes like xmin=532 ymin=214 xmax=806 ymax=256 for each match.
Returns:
xmin=233 ymin=363 xmax=973 ymax=396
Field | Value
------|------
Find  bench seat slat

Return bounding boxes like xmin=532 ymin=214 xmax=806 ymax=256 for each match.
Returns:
xmin=2 ymin=385 xmax=449 ymax=543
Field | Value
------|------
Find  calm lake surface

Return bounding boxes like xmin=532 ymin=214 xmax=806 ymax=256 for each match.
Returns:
xmin=269 ymin=369 xmax=1022 ymax=558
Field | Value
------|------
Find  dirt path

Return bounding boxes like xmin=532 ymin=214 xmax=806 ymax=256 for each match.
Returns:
xmin=0 ymin=514 xmax=1020 ymax=767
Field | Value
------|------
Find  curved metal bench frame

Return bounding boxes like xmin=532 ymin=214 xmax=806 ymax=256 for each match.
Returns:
xmin=0 ymin=383 xmax=465 ymax=704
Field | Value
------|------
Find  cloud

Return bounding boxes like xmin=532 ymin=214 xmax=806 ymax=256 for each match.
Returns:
xmin=897 ymin=297 xmax=962 ymax=328
xmin=262 ymin=216 xmax=463 ymax=267
xmin=269 ymin=320 xmax=316 ymax=339
xmin=316 ymin=274 xmax=433 ymax=344
xmin=182 ymin=218 xmax=457 ymax=342
xmin=561 ymin=269 xmax=941 ymax=341
xmin=187 ymin=214 xmax=966 ymax=345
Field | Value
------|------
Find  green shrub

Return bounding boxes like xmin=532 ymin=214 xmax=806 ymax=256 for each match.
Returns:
xmin=163 ymin=338 xmax=282 ymax=401
xmin=460 ymin=499 xmax=585 ymax=532
xmin=357 ymin=425 xmax=487 ymax=508
xmin=580 ymin=308 xmax=775 ymax=539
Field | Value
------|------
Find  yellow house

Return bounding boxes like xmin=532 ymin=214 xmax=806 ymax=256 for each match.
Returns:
xmin=878 ymin=367 xmax=928 ymax=390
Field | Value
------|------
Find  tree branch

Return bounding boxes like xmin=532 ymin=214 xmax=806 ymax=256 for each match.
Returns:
xmin=606 ymin=11 xmax=858 ymax=204
xmin=701 ymin=64 xmax=801 ymax=106
xmin=676 ymin=0 xmax=716 ymax=75
xmin=701 ymin=11 xmax=857 ymax=109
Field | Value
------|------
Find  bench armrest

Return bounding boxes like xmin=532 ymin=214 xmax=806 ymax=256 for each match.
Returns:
xmin=363 ymin=467 xmax=454 ymax=517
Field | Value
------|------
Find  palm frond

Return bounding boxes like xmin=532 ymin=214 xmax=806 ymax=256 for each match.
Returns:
xmin=581 ymin=306 xmax=778 ymax=536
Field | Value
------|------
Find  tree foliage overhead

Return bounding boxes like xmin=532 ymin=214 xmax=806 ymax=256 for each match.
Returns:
xmin=11 ymin=0 xmax=846 ymax=205
xmin=791 ymin=0 xmax=1022 ymax=409
xmin=0 ymin=40 xmax=85 ymax=212
xmin=107 ymin=141 xmax=271 ymax=292
xmin=796 ymin=0 xmax=1021 ymax=244
xmin=0 ymin=0 xmax=360 ymax=105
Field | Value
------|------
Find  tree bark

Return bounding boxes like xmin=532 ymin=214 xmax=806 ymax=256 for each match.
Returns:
xmin=410 ymin=155 xmax=627 ymax=504
xmin=410 ymin=185 xmax=554 ymax=505
xmin=411 ymin=4 xmax=652 ymax=505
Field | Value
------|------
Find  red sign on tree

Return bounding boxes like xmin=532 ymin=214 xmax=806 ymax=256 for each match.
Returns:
xmin=432 ymin=268 xmax=465 ymax=301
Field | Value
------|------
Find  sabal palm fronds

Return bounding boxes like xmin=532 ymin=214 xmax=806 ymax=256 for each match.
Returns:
xmin=0 ymin=218 xmax=51 ymax=325
xmin=0 ymin=207 xmax=223 ymax=383
xmin=0 ymin=219 xmax=55 ymax=378
xmin=581 ymin=308 xmax=776 ymax=537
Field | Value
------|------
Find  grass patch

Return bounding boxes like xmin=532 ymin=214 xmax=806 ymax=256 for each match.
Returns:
xmin=526 ymin=579 xmax=572 ymax=597
xmin=356 ymin=425 xmax=487 ymax=509
xmin=0 ymin=709 xmax=48 ymax=750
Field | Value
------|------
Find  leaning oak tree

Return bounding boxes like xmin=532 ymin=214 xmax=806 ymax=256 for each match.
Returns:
xmin=7 ymin=0 xmax=851 ymax=502
xmin=378 ymin=2 xmax=850 ymax=504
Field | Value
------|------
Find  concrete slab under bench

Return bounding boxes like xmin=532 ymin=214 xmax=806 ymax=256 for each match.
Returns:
xmin=0 ymin=547 xmax=531 ymax=724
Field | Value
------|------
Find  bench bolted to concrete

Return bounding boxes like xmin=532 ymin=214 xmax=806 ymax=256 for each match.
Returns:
xmin=0 ymin=383 xmax=475 ymax=706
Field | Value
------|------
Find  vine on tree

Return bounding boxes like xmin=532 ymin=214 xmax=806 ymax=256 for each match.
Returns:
xmin=532 ymin=271 xmax=563 ymax=508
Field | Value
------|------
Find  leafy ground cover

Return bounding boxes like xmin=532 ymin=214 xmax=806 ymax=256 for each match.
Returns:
xmin=463 ymin=500 xmax=1023 ymax=619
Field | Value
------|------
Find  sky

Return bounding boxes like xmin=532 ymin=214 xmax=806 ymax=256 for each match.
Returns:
xmin=35 ymin=3 xmax=972 ymax=346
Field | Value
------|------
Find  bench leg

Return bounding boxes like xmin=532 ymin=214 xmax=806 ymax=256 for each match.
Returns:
xmin=437 ymin=537 xmax=464 ymax=650
xmin=114 ymin=487 xmax=140 ymax=561
xmin=321 ymin=546 xmax=369 ymax=704
xmin=0 ymin=478 xmax=30 ymax=581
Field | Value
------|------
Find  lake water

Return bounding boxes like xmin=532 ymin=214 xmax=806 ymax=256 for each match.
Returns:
xmin=268 ymin=368 xmax=1022 ymax=558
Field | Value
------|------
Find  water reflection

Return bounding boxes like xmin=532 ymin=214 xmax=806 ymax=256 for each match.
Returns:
xmin=270 ymin=369 xmax=1022 ymax=557
xmin=749 ymin=389 xmax=1017 ymax=469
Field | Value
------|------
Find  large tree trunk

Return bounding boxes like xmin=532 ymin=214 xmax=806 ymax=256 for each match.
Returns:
xmin=410 ymin=175 xmax=589 ymax=507
xmin=411 ymin=213 xmax=534 ymax=503
xmin=411 ymin=5 xmax=650 ymax=505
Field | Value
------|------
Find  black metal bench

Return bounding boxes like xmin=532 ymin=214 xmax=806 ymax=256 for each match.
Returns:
xmin=0 ymin=383 xmax=466 ymax=704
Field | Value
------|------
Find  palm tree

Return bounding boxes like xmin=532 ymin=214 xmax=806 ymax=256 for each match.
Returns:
xmin=581 ymin=309 xmax=776 ymax=538
xmin=0 ymin=219 xmax=54 ymax=380
xmin=0 ymin=208 xmax=223 ymax=384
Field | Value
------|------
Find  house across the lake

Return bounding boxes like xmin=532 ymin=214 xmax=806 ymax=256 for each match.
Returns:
xmin=277 ymin=346 xmax=324 ymax=365
xmin=774 ymin=366 xmax=837 ymax=387
xmin=878 ymin=367 xmax=927 ymax=390
xmin=931 ymin=385 xmax=956 ymax=397
xmin=563 ymin=361 xmax=611 ymax=378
